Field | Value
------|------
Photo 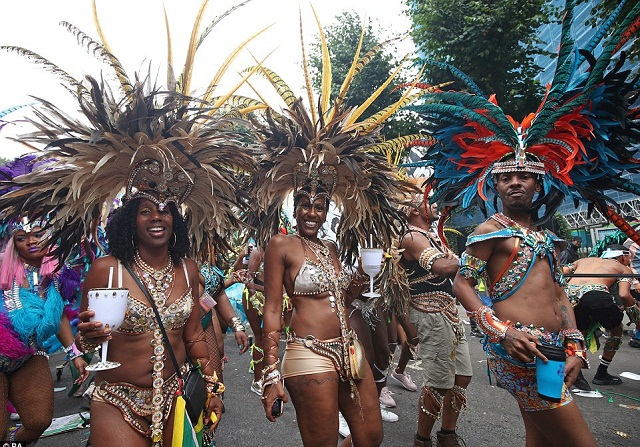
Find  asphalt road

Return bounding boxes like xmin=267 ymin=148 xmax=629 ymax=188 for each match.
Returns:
xmin=18 ymin=308 xmax=640 ymax=446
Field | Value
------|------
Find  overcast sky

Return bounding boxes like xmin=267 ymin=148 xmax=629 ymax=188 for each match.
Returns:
xmin=0 ymin=0 xmax=415 ymax=158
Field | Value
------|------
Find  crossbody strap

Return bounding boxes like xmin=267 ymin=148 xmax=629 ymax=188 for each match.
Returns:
xmin=123 ymin=262 xmax=185 ymax=382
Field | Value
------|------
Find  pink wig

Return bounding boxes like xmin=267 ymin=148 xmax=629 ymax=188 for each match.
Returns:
xmin=0 ymin=238 xmax=25 ymax=290
xmin=0 ymin=238 xmax=59 ymax=290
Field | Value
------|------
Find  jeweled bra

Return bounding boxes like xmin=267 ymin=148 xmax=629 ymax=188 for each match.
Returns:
xmin=465 ymin=213 xmax=565 ymax=303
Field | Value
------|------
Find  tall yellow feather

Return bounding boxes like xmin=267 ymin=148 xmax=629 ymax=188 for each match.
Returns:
xmin=181 ymin=0 xmax=210 ymax=96
xmin=327 ymin=15 xmax=366 ymax=124
xmin=310 ymin=5 xmax=331 ymax=120
xmin=203 ymin=25 xmax=272 ymax=103
xmin=299 ymin=8 xmax=317 ymax=126
xmin=345 ymin=58 xmax=406 ymax=126
xmin=210 ymin=62 xmax=265 ymax=112
xmin=163 ymin=5 xmax=175 ymax=91
xmin=92 ymin=0 xmax=111 ymax=53
xmin=91 ymin=0 xmax=132 ymax=96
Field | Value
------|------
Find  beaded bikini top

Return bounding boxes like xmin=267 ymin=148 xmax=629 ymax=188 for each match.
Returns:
xmin=117 ymin=261 xmax=193 ymax=335
xmin=292 ymin=254 xmax=351 ymax=296
xmin=466 ymin=213 xmax=565 ymax=303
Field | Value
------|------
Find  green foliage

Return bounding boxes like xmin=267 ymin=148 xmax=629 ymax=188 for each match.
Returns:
xmin=308 ymin=10 xmax=420 ymax=139
xmin=547 ymin=213 xmax=573 ymax=240
xmin=405 ymin=0 xmax=559 ymax=120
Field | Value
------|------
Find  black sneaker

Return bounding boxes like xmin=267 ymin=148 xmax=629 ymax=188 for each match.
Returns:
xmin=573 ymin=372 xmax=591 ymax=391
xmin=592 ymin=373 xmax=622 ymax=386
xmin=629 ymin=338 xmax=640 ymax=348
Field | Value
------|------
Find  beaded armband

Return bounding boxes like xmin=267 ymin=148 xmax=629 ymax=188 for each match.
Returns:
xmin=64 ymin=342 xmax=82 ymax=361
xmin=625 ymin=305 xmax=640 ymax=325
xmin=458 ymin=252 xmax=487 ymax=282
xmin=561 ymin=329 xmax=589 ymax=369
xmin=560 ymin=329 xmax=584 ymax=342
xmin=418 ymin=247 xmax=446 ymax=274
xmin=470 ymin=306 xmax=510 ymax=343
xmin=78 ymin=334 xmax=100 ymax=353
xmin=229 ymin=316 xmax=246 ymax=332
xmin=260 ymin=358 xmax=282 ymax=394
xmin=564 ymin=339 xmax=589 ymax=369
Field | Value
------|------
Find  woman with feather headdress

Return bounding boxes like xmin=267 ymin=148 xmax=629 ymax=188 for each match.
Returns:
xmin=0 ymin=155 xmax=90 ymax=444
xmin=0 ymin=1 xmax=262 ymax=445
xmin=243 ymin=8 xmax=422 ymax=447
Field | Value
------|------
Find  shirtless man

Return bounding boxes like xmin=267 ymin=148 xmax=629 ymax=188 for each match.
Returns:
xmin=565 ymin=244 xmax=637 ymax=389
xmin=452 ymin=157 xmax=597 ymax=447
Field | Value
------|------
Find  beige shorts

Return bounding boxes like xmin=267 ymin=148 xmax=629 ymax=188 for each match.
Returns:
xmin=409 ymin=308 xmax=473 ymax=389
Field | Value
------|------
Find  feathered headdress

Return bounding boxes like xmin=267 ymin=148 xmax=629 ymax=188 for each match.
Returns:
xmin=404 ymin=0 xmax=640 ymax=243
xmin=0 ymin=0 xmax=263 ymax=262
xmin=243 ymin=9 xmax=424 ymax=260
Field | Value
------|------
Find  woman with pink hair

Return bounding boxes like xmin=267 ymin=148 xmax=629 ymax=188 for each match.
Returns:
xmin=0 ymin=218 xmax=88 ymax=443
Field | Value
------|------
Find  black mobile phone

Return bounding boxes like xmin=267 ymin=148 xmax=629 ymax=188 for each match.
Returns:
xmin=271 ymin=398 xmax=284 ymax=418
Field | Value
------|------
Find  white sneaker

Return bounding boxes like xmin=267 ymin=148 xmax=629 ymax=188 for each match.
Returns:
xmin=391 ymin=370 xmax=418 ymax=391
xmin=338 ymin=412 xmax=350 ymax=438
xmin=380 ymin=405 xmax=399 ymax=423
xmin=379 ymin=386 xmax=396 ymax=408
xmin=9 ymin=412 xmax=20 ymax=421
xmin=250 ymin=379 xmax=263 ymax=396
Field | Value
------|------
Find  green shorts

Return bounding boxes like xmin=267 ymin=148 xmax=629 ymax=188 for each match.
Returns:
xmin=409 ymin=308 xmax=473 ymax=389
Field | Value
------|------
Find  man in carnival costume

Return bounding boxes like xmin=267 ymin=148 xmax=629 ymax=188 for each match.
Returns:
xmin=397 ymin=185 xmax=472 ymax=447
xmin=403 ymin=1 xmax=640 ymax=444
xmin=564 ymin=245 xmax=638 ymax=390
xmin=0 ymin=1 xmax=261 ymax=445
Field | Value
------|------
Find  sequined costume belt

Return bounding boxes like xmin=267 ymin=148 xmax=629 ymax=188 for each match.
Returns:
xmin=565 ymin=283 xmax=609 ymax=308
xmin=92 ymin=363 xmax=187 ymax=440
xmin=410 ymin=291 xmax=463 ymax=338
xmin=286 ymin=332 xmax=347 ymax=380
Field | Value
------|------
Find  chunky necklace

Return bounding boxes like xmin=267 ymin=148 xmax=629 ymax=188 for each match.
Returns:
xmin=133 ymin=251 xmax=174 ymax=308
xmin=298 ymin=235 xmax=336 ymax=311
xmin=133 ymin=250 xmax=175 ymax=446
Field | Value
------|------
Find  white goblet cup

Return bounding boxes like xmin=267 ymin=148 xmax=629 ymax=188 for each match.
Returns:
xmin=85 ymin=288 xmax=129 ymax=371
xmin=360 ymin=248 xmax=384 ymax=298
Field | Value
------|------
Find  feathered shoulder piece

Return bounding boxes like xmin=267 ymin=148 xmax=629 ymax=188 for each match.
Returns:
xmin=404 ymin=0 xmax=640 ymax=242
xmin=243 ymin=9 xmax=423 ymax=261
xmin=0 ymin=0 xmax=262 ymax=261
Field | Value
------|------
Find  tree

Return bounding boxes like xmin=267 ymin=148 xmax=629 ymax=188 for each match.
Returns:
xmin=405 ymin=0 xmax=558 ymax=120
xmin=308 ymin=10 xmax=420 ymax=139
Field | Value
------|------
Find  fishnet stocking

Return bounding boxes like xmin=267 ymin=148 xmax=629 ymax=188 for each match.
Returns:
xmin=204 ymin=321 xmax=224 ymax=381
xmin=7 ymin=356 xmax=54 ymax=442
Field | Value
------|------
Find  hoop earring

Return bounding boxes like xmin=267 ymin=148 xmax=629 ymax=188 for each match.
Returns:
xmin=170 ymin=233 xmax=177 ymax=248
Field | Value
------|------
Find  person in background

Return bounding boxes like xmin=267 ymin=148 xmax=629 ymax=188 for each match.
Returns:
xmin=559 ymin=236 xmax=582 ymax=266
xmin=622 ymin=234 xmax=640 ymax=348
xmin=399 ymin=194 xmax=472 ymax=447
xmin=1 ymin=218 xmax=88 ymax=443
xmin=564 ymin=245 xmax=638 ymax=389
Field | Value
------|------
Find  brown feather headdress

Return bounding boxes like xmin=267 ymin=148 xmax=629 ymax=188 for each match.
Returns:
xmin=0 ymin=0 xmax=262 ymax=262
xmin=244 ymin=10 xmax=426 ymax=261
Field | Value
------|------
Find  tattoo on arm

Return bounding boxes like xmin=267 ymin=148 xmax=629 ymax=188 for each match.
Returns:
xmin=559 ymin=303 xmax=574 ymax=329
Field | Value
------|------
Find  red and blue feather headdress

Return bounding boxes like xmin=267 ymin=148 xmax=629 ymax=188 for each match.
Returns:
xmin=404 ymin=0 xmax=640 ymax=242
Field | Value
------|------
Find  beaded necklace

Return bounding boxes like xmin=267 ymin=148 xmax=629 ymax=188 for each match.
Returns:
xmin=298 ymin=235 xmax=337 ymax=311
xmin=133 ymin=251 xmax=174 ymax=309
xmin=132 ymin=251 xmax=175 ymax=446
